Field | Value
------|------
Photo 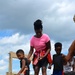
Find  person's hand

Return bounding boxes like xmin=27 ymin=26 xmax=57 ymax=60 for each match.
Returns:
xmin=25 ymin=66 xmax=28 ymax=70
xmin=39 ymin=56 xmax=44 ymax=60
xmin=48 ymin=64 xmax=52 ymax=69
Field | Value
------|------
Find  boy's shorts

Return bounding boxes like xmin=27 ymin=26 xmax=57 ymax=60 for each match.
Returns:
xmin=53 ymin=70 xmax=63 ymax=75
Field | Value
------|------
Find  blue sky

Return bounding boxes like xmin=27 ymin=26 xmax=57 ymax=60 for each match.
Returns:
xmin=0 ymin=0 xmax=75 ymax=75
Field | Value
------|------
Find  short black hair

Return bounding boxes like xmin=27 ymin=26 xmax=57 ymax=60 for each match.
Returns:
xmin=34 ymin=19 xmax=43 ymax=30
xmin=54 ymin=42 xmax=62 ymax=48
xmin=16 ymin=49 xmax=24 ymax=55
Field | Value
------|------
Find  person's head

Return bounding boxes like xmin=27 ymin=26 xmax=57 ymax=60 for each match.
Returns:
xmin=16 ymin=49 xmax=25 ymax=60
xmin=34 ymin=19 xmax=43 ymax=37
xmin=54 ymin=42 xmax=62 ymax=54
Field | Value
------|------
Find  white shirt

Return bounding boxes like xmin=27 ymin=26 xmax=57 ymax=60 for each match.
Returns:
xmin=64 ymin=62 xmax=73 ymax=73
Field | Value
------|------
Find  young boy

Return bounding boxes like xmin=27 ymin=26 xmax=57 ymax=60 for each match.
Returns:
xmin=16 ymin=49 xmax=30 ymax=75
xmin=52 ymin=42 xmax=66 ymax=75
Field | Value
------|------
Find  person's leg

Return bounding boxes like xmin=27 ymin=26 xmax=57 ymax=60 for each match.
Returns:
xmin=41 ymin=57 xmax=48 ymax=75
xmin=42 ymin=66 xmax=47 ymax=75
xmin=66 ymin=40 xmax=75 ymax=61
xmin=34 ymin=66 xmax=40 ymax=75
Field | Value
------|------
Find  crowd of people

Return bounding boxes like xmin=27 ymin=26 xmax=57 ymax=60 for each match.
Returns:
xmin=16 ymin=19 xmax=75 ymax=75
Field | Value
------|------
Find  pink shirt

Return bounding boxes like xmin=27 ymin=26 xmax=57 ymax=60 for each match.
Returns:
xmin=30 ymin=34 xmax=50 ymax=54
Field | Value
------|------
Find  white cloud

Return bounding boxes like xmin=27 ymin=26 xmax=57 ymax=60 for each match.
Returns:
xmin=0 ymin=33 xmax=26 ymax=44
xmin=0 ymin=0 xmax=75 ymax=42
xmin=0 ymin=33 xmax=31 ymax=55
xmin=0 ymin=60 xmax=6 ymax=65
xmin=0 ymin=65 xmax=7 ymax=70
xmin=0 ymin=57 xmax=8 ymax=75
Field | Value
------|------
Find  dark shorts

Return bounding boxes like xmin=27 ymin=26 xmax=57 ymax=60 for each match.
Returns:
xmin=33 ymin=55 xmax=48 ymax=69
xmin=53 ymin=70 xmax=63 ymax=75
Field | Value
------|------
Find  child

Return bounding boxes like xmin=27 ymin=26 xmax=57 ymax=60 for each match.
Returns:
xmin=52 ymin=42 xmax=66 ymax=75
xmin=16 ymin=49 xmax=30 ymax=75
